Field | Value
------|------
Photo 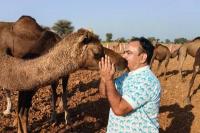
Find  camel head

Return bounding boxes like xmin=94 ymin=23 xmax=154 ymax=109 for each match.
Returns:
xmin=69 ymin=28 xmax=104 ymax=70
xmin=104 ymin=47 xmax=127 ymax=71
xmin=151 ymin=39 xmax=159 ymax=47
xmin=70 ymin=29 xmax=127 ymax=71
xmin=63 ymin=28 xmax=127 ymax=71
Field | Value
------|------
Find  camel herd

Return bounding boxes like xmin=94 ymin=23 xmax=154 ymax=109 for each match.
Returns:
xmin=150 ymin=38 xmax=200 ymax=104
xmin=0 ymin=15 xmax=200 ymax=133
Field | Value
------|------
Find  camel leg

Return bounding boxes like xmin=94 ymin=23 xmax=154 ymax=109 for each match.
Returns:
xmin=163 ymin=57 xmax=170 ymax=80
xmin=185 ymin=66 xmax=199 ymax=104
xmin=61 ymin=75 xmax=70 ymax=124
xmin=178 ymin=53 xmax=186 ymax=81
xmin=17 ymin=90 xmax=35 ymax=133
xmin=50 ymin=81 xmax=59 ymax=123
xmin=3 ymin=89 xmax=12 ymax=115
xmin=157 ymin=61 xmax=162 ymax=77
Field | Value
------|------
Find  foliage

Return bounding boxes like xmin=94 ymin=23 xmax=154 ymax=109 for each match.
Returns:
xmin=116 ymin=37 xmax=126 ymax=43
xmin=165 ymin=39 xmax=171 ymax=44
xmin=174 ymin=38 xmax=187 ymax=44
xmin=106 ymin=33 xmax=112 ymax=42
xmin=130 ymin=36 xmax=138 ymax=41
xmin=41 ymin=25 xmax=50 ymax=30
xmin=52 ymin=20 xmax=74 ymax=38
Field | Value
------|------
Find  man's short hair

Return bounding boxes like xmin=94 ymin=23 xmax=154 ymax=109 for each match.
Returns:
xmin=130 ymin=37 xmax=154 ymax=64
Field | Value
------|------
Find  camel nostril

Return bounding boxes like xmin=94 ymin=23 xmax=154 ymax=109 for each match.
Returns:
xmin=94 ymin=52 xmax=103 ymax=60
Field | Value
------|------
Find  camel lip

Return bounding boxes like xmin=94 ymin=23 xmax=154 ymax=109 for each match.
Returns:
xmin=80 ymin=66 xmax=99 ymax=71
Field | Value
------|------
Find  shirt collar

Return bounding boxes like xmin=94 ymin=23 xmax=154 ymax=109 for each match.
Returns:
xmin=128 ymin=65 xmax=149 ymax=76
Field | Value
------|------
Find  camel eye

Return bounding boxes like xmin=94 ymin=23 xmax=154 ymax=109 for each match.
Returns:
xmin=93 ymin=49 xmax=104 ymax=59
xmin=83 ymin=38 xmax=90 ymax=44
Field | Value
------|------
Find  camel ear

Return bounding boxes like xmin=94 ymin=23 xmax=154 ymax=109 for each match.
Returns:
xmin=77 ymin=34 xmax=91 ymax=45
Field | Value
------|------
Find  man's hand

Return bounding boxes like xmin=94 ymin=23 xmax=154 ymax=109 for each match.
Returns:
xmin=99 ymin=55 xmax=115 ymax=81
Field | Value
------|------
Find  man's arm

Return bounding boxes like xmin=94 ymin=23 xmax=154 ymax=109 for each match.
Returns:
xmin=99 ymin=79 xmax=106 ymax=97
xmin=99 ymin=55 xmax=133 ymax=116
xmin=105 ymin=79 xmax=133 ymax=116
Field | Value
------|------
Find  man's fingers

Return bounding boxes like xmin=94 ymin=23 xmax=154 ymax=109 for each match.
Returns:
xmin=104 ymin=55 xmax=108 ymax=68
xmin=111 ymin=63 xmax=115 ymax=72
xmin=101 ymin=57 xmax=105 ymax=69
xmin=108 ymin=56 xmax=111 ymax=67
xmin=99 ymin=61 xmax=102 ymax=70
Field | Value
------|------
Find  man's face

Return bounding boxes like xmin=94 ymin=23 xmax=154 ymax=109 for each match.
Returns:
xmin=123 ymin=41 xmax=147 ymax=71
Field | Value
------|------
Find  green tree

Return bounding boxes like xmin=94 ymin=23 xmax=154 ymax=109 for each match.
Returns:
xmin=52 ymin=20 xmax=74 ymax=37
xmin=130 ymin=36 xmax=138 ymax=41
xmin=106 ymin=33 xmax=112 ymax=42
xmin=165 ymin=39 xmax=171 ymax=44
xmin=41 ymin=25 xmax=50 ymax=30
xmin=174 ymin=38 xmax=187 ymax=44
xmin=116 ymin=37 xmax=126 ymax=43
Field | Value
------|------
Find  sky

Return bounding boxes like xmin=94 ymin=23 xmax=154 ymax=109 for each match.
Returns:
xmin=0 ymin=0 xmax=200 ymax=41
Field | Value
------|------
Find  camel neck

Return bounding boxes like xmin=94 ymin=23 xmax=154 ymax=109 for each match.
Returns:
xmin=0 ymin=38 xmax=83 ymax=91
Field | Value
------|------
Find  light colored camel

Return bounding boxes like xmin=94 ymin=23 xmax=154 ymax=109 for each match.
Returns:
xmin=150 ymin=43 xmax=179 ymax=79
xmin=177 ymin=37 xmax=200 ymax=80
xmin=0 ymin=28 xmax=125 ymax=133
xmin=185 ymin=47 xmax=200 ymax=104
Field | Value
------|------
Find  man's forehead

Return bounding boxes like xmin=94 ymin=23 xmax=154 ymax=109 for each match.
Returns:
xmin=125 ymin=41 xmax=140 ymax=50
xmin=128 ymin=41 xmax=140 ymax=46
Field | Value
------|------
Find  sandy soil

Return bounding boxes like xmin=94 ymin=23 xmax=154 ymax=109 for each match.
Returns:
xmin=0 ymin=56 xmax=200 ymax=133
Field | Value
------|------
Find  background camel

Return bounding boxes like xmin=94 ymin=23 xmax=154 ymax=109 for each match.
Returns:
xmin=185 ymin=48 xmax=200 ymax=104
xmin=0 ymin=28 xmax=125 ymax=133
xmin=177 ymin=37 xmax=200 ymax=81
xmin=150 ymin=43 xmax=179 ymax=79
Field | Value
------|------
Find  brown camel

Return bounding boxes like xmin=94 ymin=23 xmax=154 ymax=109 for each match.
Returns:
xmin=177 ymin=37 xmax=200 ymax=80
xmin=185 ymin=47 xmax=200 ymax=104
xmin=150 ymin=43 xmax=179 ymax=79
xmin=0 ymin=16 xmax=127 ymax=128
xmin=0 ymin=28 xmax=127 ymax=133
xmin=0 ymin=15 xmax=65 ymax=124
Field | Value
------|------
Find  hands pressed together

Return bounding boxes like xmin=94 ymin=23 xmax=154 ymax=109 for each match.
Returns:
xmin=99 ymin=55 xmax=115 ymax=82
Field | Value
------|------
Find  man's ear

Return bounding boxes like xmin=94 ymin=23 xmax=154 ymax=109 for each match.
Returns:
xmin=140 ymin=53 xmax=147 ymax=64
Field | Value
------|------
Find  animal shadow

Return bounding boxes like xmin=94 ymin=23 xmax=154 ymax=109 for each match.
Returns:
xmin=68 ymin=79 xmax=100 ymax=98
xmin=189 ymin=84 xmax=200 ymax=101
xmin=57 ymin=98 xmax=109 ymax=132
xmin=159 ymin=103 xmax=194 ymax=133
xmin=182 ymin=70 xmax=194 ymax=77
xmin=159 ymin=70 xmax=179 ymax=78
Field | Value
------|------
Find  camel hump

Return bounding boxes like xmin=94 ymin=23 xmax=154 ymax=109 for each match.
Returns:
xmin=192 ymin=36 xmax=200 ymax=42
xmin=12 ymin=15 xmax=43 ymax=39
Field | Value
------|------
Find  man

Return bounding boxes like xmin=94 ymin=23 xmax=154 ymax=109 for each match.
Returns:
xmin=99 ymin=37 xmax=161 ymax=133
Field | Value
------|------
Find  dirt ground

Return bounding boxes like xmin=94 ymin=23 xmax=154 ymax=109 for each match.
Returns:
xmin=0 ymin=56 xmax=200 ymax=133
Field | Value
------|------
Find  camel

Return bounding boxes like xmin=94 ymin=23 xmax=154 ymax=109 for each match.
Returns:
xmin=177 ymin=37 xmax=200 ymax=81
xmin=150 ymin=43 xmax=179 ymax=79
xmin=185 ymin=47 xmax=200 ymax=104
xmin=0 ymin=15 xmax=65 ymax=124
xmin=0 ymin=16 xmax=127 ymax=129
xmin=0 ymin=28 xmax=127 ymax=133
